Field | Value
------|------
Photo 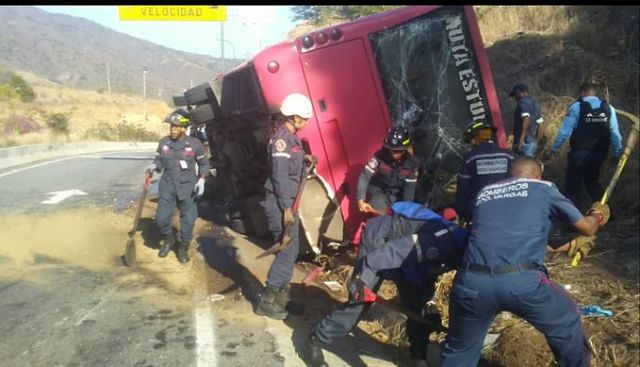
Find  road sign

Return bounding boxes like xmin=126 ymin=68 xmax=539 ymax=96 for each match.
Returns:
xmin=118 ymin=6 xmax=227 ymax=21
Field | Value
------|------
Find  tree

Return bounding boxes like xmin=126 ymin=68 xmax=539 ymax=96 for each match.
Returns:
xmin=291 ymin=6 xmax=401 ymax=26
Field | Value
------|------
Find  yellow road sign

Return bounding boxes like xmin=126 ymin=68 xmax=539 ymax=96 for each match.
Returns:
xmin=118 ymin=6 xmax=227 ymax=21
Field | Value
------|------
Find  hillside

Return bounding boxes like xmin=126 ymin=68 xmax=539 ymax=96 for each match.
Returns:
xmin=0 ymin=6 xmax=237 ymax=99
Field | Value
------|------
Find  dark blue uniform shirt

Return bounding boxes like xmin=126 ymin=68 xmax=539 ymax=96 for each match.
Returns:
xmin=264 ymin=125 xmax=304 ymax=210
xmin=455 ymin=142 xmax=516 ymax=221
xmin=153 ymin=135 xmax=209 ymax=201
xmin=464 ymin=177 xmax=582 ymax=267
xmin=513 ymin=96 xmax=543 ymax=144
xmin=356 ymin=149 xmax=420 ymax=201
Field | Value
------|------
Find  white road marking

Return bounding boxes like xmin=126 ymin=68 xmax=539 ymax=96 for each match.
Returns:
xmin=41 ymin=189 xmax=88 ymax=204
xmin=0 ymin=154 xmax=153 ymax=178
xmin=194 ymin=254 xmax=217 ymax=367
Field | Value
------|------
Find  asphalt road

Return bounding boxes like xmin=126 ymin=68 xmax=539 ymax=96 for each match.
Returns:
xmin=0 ymin=150 xmax=399 ymax=367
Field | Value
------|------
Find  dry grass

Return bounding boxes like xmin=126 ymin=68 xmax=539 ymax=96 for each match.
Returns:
xmin=0 ymin=80 xmax=172 ymax=147
xmin=475 ymin=6 xmax=576 ymax=47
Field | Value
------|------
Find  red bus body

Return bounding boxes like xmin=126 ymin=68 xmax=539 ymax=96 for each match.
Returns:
xmin=204 ymin=6 xmax=505 ymax=249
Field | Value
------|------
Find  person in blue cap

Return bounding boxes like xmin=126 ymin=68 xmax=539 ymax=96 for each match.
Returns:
xmin=441 ymin=156 xmax=610 ymax=367
xmin=546 ymin=80 xmax=623 ymax=212
xmin=297 ymin=202 xmax=469 ymax=367
xmin=509 ymin=83 xmax=544 ymax=157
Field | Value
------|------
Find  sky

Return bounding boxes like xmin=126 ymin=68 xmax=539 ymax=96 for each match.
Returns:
xmin=35 ymin=5 xmax=300 ymax=60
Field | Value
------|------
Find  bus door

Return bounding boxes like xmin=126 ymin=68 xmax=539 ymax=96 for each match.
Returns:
xmin=301 ymin=39 xmax=388 ymax=231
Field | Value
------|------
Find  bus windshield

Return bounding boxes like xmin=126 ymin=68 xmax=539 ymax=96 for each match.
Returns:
xmin=370 ymin=6 xmax=490 ymax=201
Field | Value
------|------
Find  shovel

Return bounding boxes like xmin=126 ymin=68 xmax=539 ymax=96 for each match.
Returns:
xmin=124 ymin=173 xmax=151 ymax=267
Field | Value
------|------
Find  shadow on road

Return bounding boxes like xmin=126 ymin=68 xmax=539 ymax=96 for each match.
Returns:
xmin=196 ymin=228 xmax=264 ymax=306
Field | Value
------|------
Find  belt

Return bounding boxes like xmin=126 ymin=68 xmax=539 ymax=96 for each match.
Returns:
xmin=464 ymin=262 xmax=540 ymax=275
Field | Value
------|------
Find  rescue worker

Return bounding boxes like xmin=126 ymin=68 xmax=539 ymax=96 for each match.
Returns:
xmin=255 ymin=93 xmax=315 ymax=320
xmin=547 ymin=80 xmax=623 ymax=212
xmin=455 ymin=120 xmax=516 ymax=223
xmin=441 ymin=156 xmax=610 ymax=367
xmin=356 ymin=125 xmax=421 ymax=216
xmin=509 ymin=83 xmax=544 ymax=157
xmin=145 ymin=108 xmax=209 ymax=263
xmin=298 ymin=202 xmax=469 ymax=367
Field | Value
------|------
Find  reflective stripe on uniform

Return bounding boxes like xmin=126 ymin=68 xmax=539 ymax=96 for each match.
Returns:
xmin=434 ymin=229 xmax=449 ymax=237
xmin=272 ymin=152 xmax=291 ymax=158
xmin=405 ymin=178 xmax=418 ymax=183
xmin=466 ymin=153 xmax=512 ymax=164
xmin=521 ymin=112 xmax=530 ymax=117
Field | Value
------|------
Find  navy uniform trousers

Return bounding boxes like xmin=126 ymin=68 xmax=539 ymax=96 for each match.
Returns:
xmin=156 ymin=181 xmax=198 ymax=243
xmin=261 ymin=190 xmax=300 ymax=289
xmin=442 ymin=267 xmax=590 ymax=367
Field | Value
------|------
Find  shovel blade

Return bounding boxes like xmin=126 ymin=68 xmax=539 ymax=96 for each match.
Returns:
xmin=124 ymin=237 xmax=136 ymax=267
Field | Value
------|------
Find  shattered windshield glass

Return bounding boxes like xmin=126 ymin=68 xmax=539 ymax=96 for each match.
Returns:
xmin=370 ymin=6 xmax=492 ymax=206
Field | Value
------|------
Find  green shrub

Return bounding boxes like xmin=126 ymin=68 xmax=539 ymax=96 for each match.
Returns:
xmin=46 ymin=112 xmax=70 ymax=134
xmin=9 ymin=75 xmax=36 ymax=103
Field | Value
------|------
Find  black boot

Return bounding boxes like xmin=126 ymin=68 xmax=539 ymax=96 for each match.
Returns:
xmin=297 ymin=333 xmax=327 ymax=367
xmin=255 ymin=286 xmax=288 ymax=320
xmin=276 ymin=285 xmax=304 ymax=315
xmin=177 ymin=241 xmax=190 ymax=263
xmin=158 ymin=235 xmax=174 ymax=258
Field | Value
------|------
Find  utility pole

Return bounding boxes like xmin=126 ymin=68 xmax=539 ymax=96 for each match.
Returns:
xmin=105 ymin=59 xmax=111 ymax=93
xmin=220 ymin=22 xmax=225 ymax=72
xmin=143 ymin=67 xmax=148 ymax=119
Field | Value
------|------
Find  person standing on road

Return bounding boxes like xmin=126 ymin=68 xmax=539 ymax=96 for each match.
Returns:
xmin=356 ymin=125 xmax=421 ymax=216
xmin=255 ymin=93 xmax=315 ymax=320
xmin=298 ymin=202 xmax=468 ymax=367
xmin=441 ymin=156 xmax=610 ymax=367
xmin=145 ymin=108 xmax=209 ymax=263
xmin=509 ymin=83 xmax=544 ymax=157
xmin=546 ymin=80 xmax=623 ymax=212
xmin=454 ymin=120 xmax=516 ymax=224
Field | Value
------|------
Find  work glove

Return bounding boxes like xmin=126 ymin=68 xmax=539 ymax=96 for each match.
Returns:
xmin=145 ymin=163 xmax=157 ymax=176
xmin=283 ymin=207 xmax=295 ymax=227
xmin=193 ymin=178 xmax=206 ymax=198
xmin=304 ymin=154 xmax=319 ymax=165
xmin=587 ymin=202 xmax=610 ymax=227
xmin=567 ymin=235 xmax=596 ymax=258
xmin=347 ymin=275 xmax=376 ymax=304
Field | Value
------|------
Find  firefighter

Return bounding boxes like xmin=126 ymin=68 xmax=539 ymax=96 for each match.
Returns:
xmin=297 ymin=203 xmax=468 ymax=367
xmin=145 ymin=108 xmax=209 ymax=263
xmin=441 ymin=156 xmax=609 ymax=366
xmin=454 ymin=120 xmax=516 ymax=223
xmin=547 ymin=80 xmax=623 ymax=212
xmin=356 ymin=125 xmax=421 ymax=216
xmin=255 ymin=93 xmax=315 ymax=320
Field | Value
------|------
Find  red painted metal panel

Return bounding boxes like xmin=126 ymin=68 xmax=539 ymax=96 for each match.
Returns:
xmin=300 ymin=39 xmax=389 ymax=235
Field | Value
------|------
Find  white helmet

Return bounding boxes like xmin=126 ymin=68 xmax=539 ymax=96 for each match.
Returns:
xmin=279 ymin=93 xmax=313 ymax=119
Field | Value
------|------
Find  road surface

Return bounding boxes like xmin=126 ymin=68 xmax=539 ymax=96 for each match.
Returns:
xmin=0 ymin=150 xmax=401 ymax=367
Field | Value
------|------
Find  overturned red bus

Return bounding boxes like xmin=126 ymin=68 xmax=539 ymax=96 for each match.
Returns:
xmin=179 ymin=5 xmax=506 ymax=257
